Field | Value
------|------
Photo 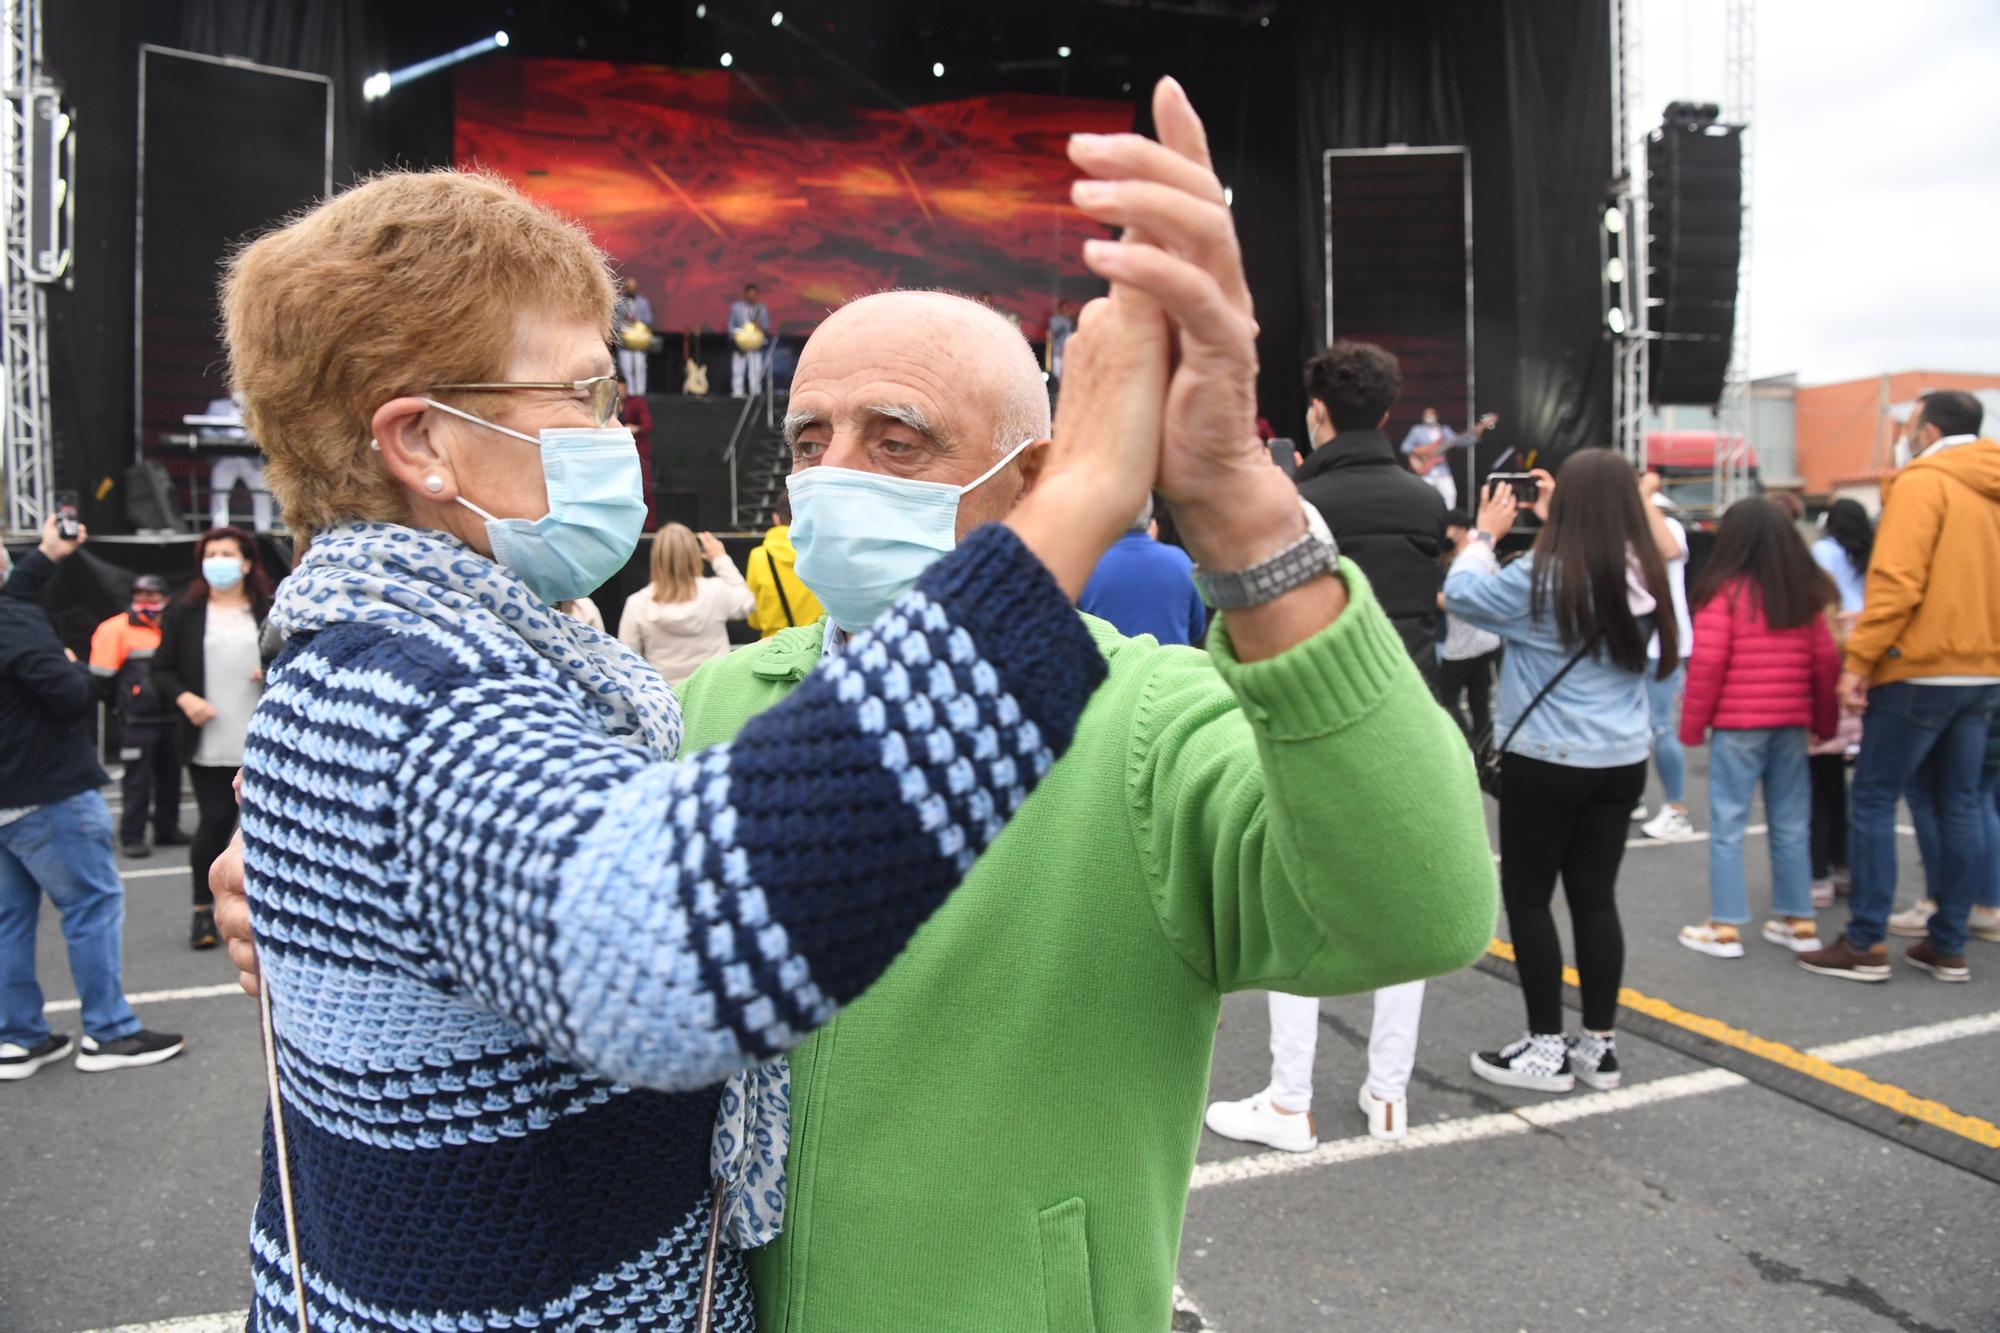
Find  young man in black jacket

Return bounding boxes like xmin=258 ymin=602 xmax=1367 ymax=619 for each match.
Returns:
xmin=1292 ymin=341 xmax=1449 ymax=685
xmin=0 ymin=517 xmax=183 ymax=1080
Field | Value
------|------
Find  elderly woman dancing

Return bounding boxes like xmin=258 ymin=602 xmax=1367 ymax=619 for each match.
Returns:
xmin=223 ymin=171 xmax=1166 ymax=1332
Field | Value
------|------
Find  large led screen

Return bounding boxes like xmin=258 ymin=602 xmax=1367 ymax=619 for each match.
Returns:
xmin=455 ymin=60 xmax=1130 ymax=339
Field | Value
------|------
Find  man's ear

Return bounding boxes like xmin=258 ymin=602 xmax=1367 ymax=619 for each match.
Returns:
xmin=371 ymin=397 xmax=459 ymax=504
xmin=1010 ymin=437 xmax=1055 ymax=501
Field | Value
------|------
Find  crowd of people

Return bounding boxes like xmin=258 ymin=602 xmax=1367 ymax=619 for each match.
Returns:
xmin=0 ymin=71 xmax=1994 ymax=1333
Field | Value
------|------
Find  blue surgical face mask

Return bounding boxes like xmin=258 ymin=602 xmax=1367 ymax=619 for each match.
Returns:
xmin=421 ymin=398 xmax=647 ymax=605
xmin=786 ymin=438 xmax=1034 ymax=632
xmin=203 ymin=556 xmax=246 ymax=591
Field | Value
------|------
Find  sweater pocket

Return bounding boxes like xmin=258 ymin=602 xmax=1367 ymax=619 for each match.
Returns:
xmin=1036 ymin=1197 xmax=1099 ymax=1333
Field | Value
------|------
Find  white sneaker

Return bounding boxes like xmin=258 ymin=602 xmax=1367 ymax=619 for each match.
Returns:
xmin=1204 ymin=1087 xmax=1317 ymax=1153
xmin=1630 ymin=803 xmax=1649 ymax=823
xmin=1357 ymin=1085 xmax=1409 ymax=1142
xmin=1761 ymin=918 xmax=1821 ymax=953
xmin=1886 ymin=899 xmax=1936 ymax=938
xmin=1642 ymin=806 xmax=1696 ymax=840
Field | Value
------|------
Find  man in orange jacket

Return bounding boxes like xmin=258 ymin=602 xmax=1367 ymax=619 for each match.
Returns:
xmin=1800 ymin=389 xmax=2000 ymax=985
xmin=88 ymin=575 xmax=187 ymax=857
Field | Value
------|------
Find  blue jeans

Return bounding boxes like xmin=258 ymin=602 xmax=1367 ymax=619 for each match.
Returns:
xmin=1706 ymin=728 xmax=1814 ymax=922
xmin=1913 ymin=767 xmax=2000 ymax=910
xmin=1847 ymin=682 xmax=2000 ymax=953
xmin=0 ymin=790 xmax=140 ymax=1047
xmin=1645 ymin=663 xmax=1687 ymax=805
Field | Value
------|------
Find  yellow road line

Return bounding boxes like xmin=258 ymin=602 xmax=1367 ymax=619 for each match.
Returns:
xmin=1483 ymin=939 xmax=2000 ymax=1150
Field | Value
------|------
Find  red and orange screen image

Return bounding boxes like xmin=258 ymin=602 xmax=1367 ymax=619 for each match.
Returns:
xmin=455 ymin=60 xmax=1131 ymax=339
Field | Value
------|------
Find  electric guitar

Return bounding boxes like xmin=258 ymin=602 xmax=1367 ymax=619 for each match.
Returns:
xmin=683 ymin=326 xmax=710 ymax=396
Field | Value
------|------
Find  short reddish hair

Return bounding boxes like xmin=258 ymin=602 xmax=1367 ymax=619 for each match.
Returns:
xmin=221 ymin=170 xmax=616 ymax=536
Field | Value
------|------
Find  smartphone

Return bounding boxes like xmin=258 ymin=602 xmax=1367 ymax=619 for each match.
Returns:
xmin=1484 ymin=473 xmax=1540 ymax=506
xmin=53 ymin=490 xmax=79 ymax=541
xmin=1268 ymin=437 xmax=1298 ymax=477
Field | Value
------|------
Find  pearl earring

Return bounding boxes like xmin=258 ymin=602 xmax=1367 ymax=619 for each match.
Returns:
xmin=424 ymin=475 xmax=445 ymax=494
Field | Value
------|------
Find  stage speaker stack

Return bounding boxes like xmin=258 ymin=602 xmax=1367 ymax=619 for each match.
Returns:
xmin=1645 ymin=103 xmax=1743 ymax=406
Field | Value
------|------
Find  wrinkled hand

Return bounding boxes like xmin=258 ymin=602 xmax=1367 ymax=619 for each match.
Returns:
xmin=38 ymin=513 xmax=85 ymax=562
xmin=179 ymin=693 xmax=217 ymax=727
xmin=1045 ymin=287 xmax=1171 ymax=522
xmin=1838 ymin=670 xmax=1869 ymax=714
xmin=1477 ymin=483 xmax=1519 ymax=543
xmin=1069 ymin=78 xmax=1269 ymax=562
xmin=210 ymin=831 xmax=260 ymax=996
xmin=697 ymin=532 xmax=726 ymax=563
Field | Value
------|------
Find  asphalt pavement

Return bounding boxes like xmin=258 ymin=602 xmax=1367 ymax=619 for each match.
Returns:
xmin=3 ymin=752 xmax=1996 ymax=1333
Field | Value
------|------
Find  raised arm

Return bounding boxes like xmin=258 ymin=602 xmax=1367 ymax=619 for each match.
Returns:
xmin=374 ymin=526 xmax=1106 ymax=1092
xmin=1129 ymin=566 xmax=1496 ymax=995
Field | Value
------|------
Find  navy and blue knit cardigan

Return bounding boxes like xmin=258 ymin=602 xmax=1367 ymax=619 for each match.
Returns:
xmin=238 ymin=525 xmax=1101 ymax=1332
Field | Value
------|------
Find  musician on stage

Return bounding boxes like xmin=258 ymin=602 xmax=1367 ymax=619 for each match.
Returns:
xmin=1399 ymin=406 xmax=1498 ymax=510
xmin=614 ymin=277 xmax=654 ymax=396
xmin=728 ymin=282 xmax=773 ymax=397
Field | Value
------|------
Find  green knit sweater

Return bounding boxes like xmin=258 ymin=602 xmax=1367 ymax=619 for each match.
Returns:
xmin=676 ymin=561 xmax=1498 ymax=1331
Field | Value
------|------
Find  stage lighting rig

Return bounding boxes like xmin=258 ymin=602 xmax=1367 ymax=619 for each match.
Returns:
xmin=362 ymin=30 xmax=508 ymax=102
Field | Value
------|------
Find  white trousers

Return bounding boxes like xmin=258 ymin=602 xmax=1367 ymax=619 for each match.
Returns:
xmin=731 ymin=349 xmax=769 ymax=396
xmin=209 ymin=455 xmax=273 ymax=531
xmin=1423 ymin=465 xmax=1457 ymax=512
xmin=617 ymin=345 xmax=648 ymax=397
xmin=1267 ymin=979 xmax=1426 ymax=1111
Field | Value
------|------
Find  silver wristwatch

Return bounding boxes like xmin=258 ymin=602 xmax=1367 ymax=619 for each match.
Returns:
xmin=1192 ymin=529 xmax=1341 ymax=611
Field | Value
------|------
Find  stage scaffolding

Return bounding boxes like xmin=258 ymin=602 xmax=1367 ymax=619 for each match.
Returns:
xmin=1607 ymin=0 xmax=1648 ymax=471
xmin=2 ymin=0 xmax=53 ymax=537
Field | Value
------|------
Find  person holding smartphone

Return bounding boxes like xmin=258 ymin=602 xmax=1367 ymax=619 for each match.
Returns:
xmin=1446 ymin=452 xmax=1678 ymax=1093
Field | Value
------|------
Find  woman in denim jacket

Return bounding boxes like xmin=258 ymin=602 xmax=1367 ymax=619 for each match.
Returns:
xmin=1446 ymin=449 xmax=1679 ymax=1095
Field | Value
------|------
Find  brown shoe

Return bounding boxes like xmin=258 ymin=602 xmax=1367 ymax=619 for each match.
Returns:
xmin=1796 ymin=933 xmax=1890 ymax=983
xmin=1903 ymin=938 xmax=1969 ymax=983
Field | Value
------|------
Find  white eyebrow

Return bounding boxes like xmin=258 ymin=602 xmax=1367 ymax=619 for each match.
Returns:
xmin=865 ymin=402 xmax=954 ymax=451
xmin=782 ymin=410 xmax=819 ymax=448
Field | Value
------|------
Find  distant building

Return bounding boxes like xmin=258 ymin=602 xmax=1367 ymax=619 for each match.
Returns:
xmin=1795 ymin=370 xmax=2000 ymax=506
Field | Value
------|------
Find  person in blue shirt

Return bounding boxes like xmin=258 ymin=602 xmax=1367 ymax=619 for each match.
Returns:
xmin=1811 ymin=498 xmax=1872 ymax=614
xmin=1078 ymin=496 xmax=1208 ymax=645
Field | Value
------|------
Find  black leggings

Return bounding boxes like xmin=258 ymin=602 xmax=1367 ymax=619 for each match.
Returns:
xmin=188 ymin=763 xmax=240 ymax=910
xmin=1499 ymin=753 xmax=1647 ymax=1034
xmin=1809 ymin=754 xmax=1848 ymax=881
xmin=1437 ymin=650 xmax=1497 ymax=740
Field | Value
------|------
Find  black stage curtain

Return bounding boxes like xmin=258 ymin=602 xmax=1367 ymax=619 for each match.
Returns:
xmin=1265 ymin=0 xmax=1611 ymax=469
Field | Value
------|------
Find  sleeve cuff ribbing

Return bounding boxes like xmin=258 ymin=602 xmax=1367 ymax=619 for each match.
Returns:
xmin=1206 ymin=558 xmax=1415 ymax=740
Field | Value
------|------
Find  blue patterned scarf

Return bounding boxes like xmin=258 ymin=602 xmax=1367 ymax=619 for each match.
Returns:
xmin=273 ymin=521 xmax=788 ymax=1249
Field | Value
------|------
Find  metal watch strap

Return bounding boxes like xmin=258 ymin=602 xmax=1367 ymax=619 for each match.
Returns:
xmin=1192 ymin=530 xmax=1340 ymax=611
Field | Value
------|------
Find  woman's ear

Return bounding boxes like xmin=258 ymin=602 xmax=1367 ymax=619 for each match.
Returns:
xmin=372 ymin=397 xmax=458 ymax=504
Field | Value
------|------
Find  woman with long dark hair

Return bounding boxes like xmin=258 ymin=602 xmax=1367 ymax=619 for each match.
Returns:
xmin=1676 ymin=499 xmax=1840 ymax=958
xmin=149 ymin=527 xmax=272 ymax=948
xmin=1807 ymin=499 xmax=1873 ymax=903
xmin=1446 ymin=450 xmax=1677 ymax=1093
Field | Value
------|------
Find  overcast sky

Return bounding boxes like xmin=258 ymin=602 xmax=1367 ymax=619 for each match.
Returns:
xmin=1643 ymin=0 xmax=2000 ymax=384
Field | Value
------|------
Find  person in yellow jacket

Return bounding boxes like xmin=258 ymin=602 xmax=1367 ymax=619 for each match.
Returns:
xmin=743 ymin=497 xmax=823 ymax=637
xmin=1800 ymin=389 xmax=2000 ymax=984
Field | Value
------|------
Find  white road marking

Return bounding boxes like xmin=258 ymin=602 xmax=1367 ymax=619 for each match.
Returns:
xmin=83 ymin=1314 xmax=248 ymax=1333
xmin=118 ymin=866 xmax=191 ymax=881
xmin=1173 ymin=1282 xmax=1224 ymax=1332
xmin=43 ymin=982 xmax=243 ymax=1015
xmin=1804 ymin=1009 xmax=2000 ymax=1063
xmin=1191 ymin=1004 xmax=2000 ymax=1191
xmin=1620 ymin=821 xmax=1915 ymax=851
xmin=1190 ymin=1068 xmax=1745 ymax=1190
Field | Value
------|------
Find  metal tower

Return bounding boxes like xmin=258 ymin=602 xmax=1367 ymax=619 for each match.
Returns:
xmin=1607 ymin=0 xmax=1649 ymax=471
xmin=2 ymin=0 xmax=52 ymax=536
xmin=1714 ymin=0 xmax=1756 ymax=508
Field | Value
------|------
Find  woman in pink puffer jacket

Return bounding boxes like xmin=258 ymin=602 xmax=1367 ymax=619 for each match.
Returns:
xmin=1677 ymin=498 xmax=1841 ymax=960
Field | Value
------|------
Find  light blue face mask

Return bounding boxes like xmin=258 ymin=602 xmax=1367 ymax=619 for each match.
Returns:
xmin=202 ymin=556 xmax=246 ymax=591
xmin=786 ymin=438 xmax=1034 ymax=632
xmin=421 ymin=398 xmax=647 ymax=605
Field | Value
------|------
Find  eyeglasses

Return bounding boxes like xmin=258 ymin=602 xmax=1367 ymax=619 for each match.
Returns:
xmin=429 ymin=375 xmax=623 ymax=428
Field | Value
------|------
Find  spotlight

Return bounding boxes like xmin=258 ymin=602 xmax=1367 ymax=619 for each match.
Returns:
xmin=1605 ymin=307 xmax=1627 ymax=335
xmin=720 ymin=51 xmax=734 ymax=67
xmin=1121 ymin=81 xmax=1131 ymax=92
xmin=1603 ymin=206 xmax=1624 ymax=234
xmin=932 ymin=61 xmax=945 ymax=78
xmin=361 ymin=31 xmax=509 ymax=101
xmin=1222 ymin=186 xmax=1233 ymax=207
xmin=1057 ymin=45 xmax=1071 ymax=58
xmin=696 ymin=3 xmax=706 ymax=15
xmin=1261 ymin=15 xmax=1271 ymax=26
xmin=1603 ymin=257 xmax=1626 ymax=284
xmin=771 ymin=10 xmax=783 ymax=25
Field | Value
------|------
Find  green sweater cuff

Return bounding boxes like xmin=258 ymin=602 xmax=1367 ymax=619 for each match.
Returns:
xmin=1206 ymin=559 xmax=1413 ymax=738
